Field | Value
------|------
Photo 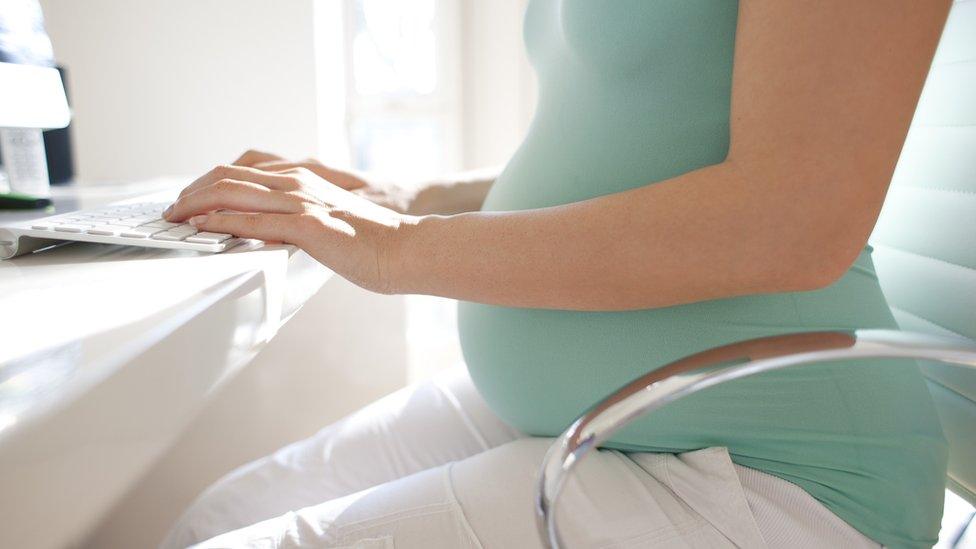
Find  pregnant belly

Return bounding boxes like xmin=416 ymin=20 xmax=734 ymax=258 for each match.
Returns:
xmin=458 ymin=293 xmax=794 ymax=436
xmin=456 ymin=249 xmax=896 ymax=439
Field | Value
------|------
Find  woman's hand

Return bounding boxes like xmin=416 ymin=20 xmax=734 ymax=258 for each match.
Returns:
xmin=163 ymin=163 xmax=416 ymax=294
xmin=231 ymin=150 xmax=416 ymax=213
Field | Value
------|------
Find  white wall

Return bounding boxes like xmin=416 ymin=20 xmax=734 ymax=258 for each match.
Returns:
xmin=38 ymin=0 xmax=536 ymax=180
xmin=38 ymin=0 xmax=324 ymax=181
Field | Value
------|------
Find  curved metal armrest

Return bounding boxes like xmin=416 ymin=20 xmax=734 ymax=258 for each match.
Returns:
xmin=535 ymin=329 xmax=976 ymax=549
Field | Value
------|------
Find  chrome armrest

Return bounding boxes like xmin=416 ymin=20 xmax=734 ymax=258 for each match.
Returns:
xmin=535 ymin=329 xmax=976 ymax=549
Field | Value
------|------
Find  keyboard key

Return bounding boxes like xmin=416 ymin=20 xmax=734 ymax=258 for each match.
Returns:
xmin=55 ymin=223 xmax=93 ymax=233
xmin=151 ymin=233 xmax=186 ymax=242
xmin=87 ymin=225 xmax=129 ymax=236
xmin=152 ymin=226 xmax=198 ymax=241
xmin=127 ymin=215 xmax=158 ymax=224
xmin=185 ymin=232 xmax=232 ymax=244
xmin=115 ymin=217 xmax=151 ymax=227
xmin=143 ymin=219 xmax=180 ymax=229
xmin=169 ymin=225 xmax=197 ymax=235
xmin=31 ymin=222 xmax=57 ymax=230
xmin=120 ymin=226 xmax=164 ymax=239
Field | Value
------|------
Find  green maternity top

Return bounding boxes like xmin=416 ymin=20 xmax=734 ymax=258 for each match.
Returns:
xmin=457 ymin=2 xmax=948 ymax=547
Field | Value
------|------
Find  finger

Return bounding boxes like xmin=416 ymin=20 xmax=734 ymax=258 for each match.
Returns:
xmin=189 ymin=211 xmax=298 ymax=244
xmin=232 ymin=149 xmax=283 ymax=167
xmin=251 ymin=160 xmax=317 ymax=173
xmin=252 ymin=160 xmax=367 ymax=191
xmin=178 ymin=164 xmax=297 ymax=199
xmin=166 ymin=179 xmax=302 ymax=222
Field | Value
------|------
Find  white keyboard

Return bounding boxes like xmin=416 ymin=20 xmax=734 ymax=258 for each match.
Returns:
xmin=0 ymin=201 xmax=245 ymax=259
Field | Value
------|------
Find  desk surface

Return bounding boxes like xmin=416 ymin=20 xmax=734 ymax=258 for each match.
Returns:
xmin=0 ymin=179 xmax=332 ymax=548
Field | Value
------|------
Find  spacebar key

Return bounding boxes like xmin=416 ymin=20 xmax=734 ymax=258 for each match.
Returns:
xmin=185 ymin=232 xmax=233 ymax=244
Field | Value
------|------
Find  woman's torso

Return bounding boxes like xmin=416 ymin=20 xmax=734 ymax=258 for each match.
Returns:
xmin=457 ymin=1 xmax=947 ymax=547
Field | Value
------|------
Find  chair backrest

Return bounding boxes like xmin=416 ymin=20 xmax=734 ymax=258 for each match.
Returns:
xmin=869 ymin=0 xmax=976 ymax=506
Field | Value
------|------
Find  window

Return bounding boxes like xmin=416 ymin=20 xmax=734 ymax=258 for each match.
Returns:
xmin=343 ymin=0 xmax=461 ymax=179
xmin=324 ymin=0 xmax=534 ymax=380
xmin=341 ymin=0 xmax=465 ymax=379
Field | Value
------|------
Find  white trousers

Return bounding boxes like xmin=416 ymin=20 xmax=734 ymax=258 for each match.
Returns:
xmin=162 ymin=369 xmax=881 ymax=549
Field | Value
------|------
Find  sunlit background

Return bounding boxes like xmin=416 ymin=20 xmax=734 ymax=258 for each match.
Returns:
xmin=342 ymin=0 xmax=536 ymax=380
xmin=349 ymin=0 xmax=453 ymax=177
xmin=346 ymin=0 xmax=469 ymax=380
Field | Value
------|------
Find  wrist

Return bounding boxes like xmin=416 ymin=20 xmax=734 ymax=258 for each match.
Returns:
xmin=386 ymin=212 xmax=444 ymax=295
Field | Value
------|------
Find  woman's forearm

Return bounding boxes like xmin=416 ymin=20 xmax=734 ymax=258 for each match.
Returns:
xmin=394 ymin=158 xmax=876 ymax=311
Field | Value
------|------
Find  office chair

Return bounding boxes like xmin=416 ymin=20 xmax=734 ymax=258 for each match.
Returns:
xmin=536 ymin=1 xmax=976 ymax=546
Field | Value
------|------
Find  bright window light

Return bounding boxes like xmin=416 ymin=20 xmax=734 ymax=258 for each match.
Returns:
xmin=344 ymin=0 xmax=461 ymax=179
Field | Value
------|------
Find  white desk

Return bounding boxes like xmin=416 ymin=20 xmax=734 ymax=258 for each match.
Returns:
xmin=0 ymin=180 xmax=332 ymax=549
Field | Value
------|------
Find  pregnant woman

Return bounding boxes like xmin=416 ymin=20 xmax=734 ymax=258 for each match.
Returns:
xmin=162 ymin=2 xmax=951 ymax=548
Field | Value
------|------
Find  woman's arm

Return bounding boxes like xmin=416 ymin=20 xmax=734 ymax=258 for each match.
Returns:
xmin=165 ymin=1 xmax=950 ymax=310
xmin=392 ymin=0 xmax=951 ymax=310
xmin=228 ymin=150 xmax=498 ymax=215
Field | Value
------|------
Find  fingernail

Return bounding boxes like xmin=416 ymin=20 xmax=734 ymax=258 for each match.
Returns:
xmin=163 ymin=205 xmax=173 ymax=219
xmin=189 ymin=214 xmax=208 ymax=227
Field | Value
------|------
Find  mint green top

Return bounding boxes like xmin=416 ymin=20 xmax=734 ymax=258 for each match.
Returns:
xmin=457 ymin=2 xmax=947 ymax=547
